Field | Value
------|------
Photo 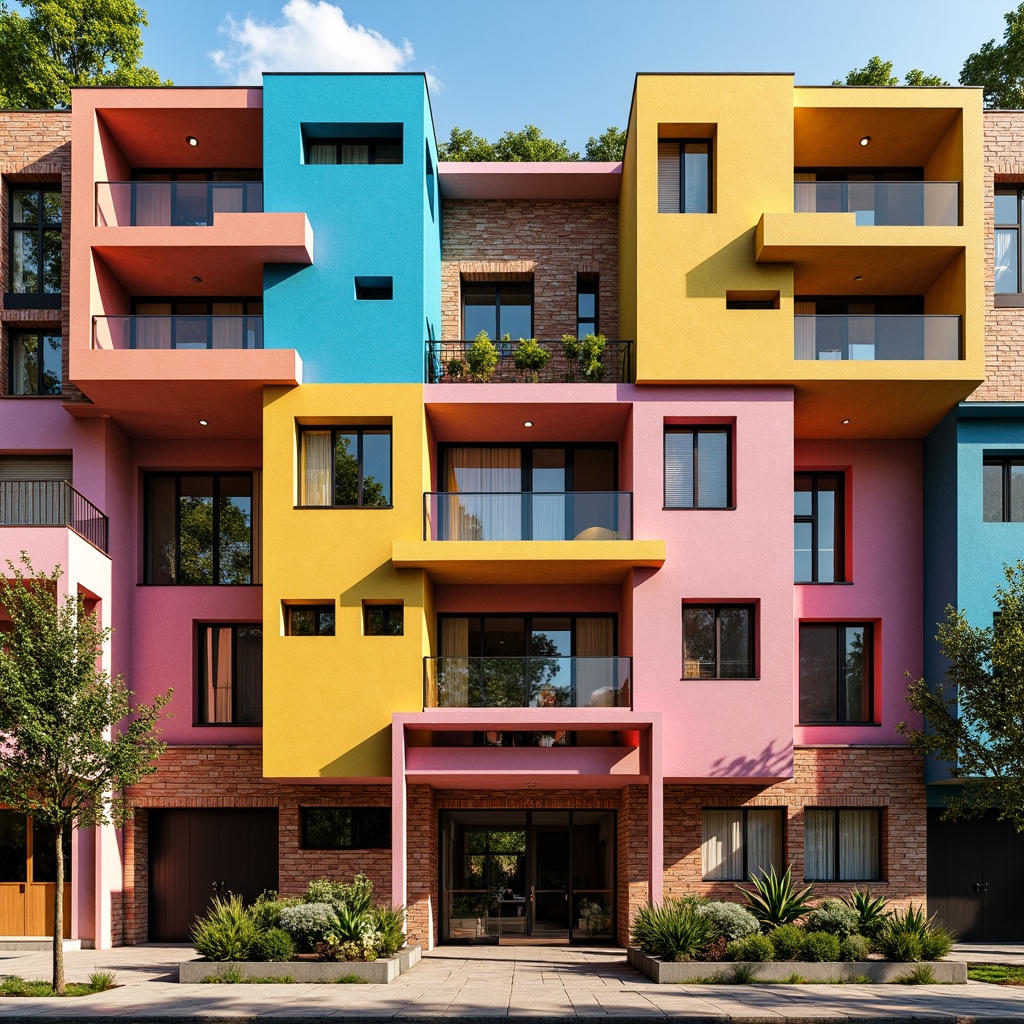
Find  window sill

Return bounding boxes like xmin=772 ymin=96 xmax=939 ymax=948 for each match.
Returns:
xmin=682 ymin=677 xmax=760 ymax=682
xmin=995 ymin=293 xmax=1024 ymax=307
xmin=806 ymin=878 xmax=885 ymax=884
xmin=138 ymin=583 xmax=261 ymax=587
xmin=798 ymin=721 xmax=881 ymax=727
xmin=194 ymin=722 xmax=263 ymax=728
xmin=794 ymin=581 xmax=853 ymax=586
xmin=663 ymin=506 xmax=736 ymax=512
xmin=293 ymin=505 xmax=394 ymax=511
xmin=2 ymin=393 xmax=64 ymax=399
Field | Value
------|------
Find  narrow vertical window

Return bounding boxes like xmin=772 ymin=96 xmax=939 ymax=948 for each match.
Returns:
xmin=983 ymin=456 xmax=1024 ymax=522
xmin=8 ymin=188 xmax=61 ymax=299
xmin=794 ymin=472 xmax=844 ymax=582
xmin=576 ymin=275 xmax=598 ymax=337
xmin=657 ymin=140 xmax=712 ymax=213
xmin=198 ymin=624 xmax=262 ymax=724
xmin=995 ymin=190 xmax=1020 ymax=295
xmin=798 ymin=623 xmax=873 ymax=724
xmin=9 ymin=333 xmax=61 ymax=395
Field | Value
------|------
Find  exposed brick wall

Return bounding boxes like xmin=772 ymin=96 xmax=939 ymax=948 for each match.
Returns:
xmin=441 ymin=199 xmax=619 ymax=342
xmin=664 ymin=746 xmax=926 ymax=910
xmin=123 ymin=747 xmax=391 ymax=944
xmin=0 ymin=110 xmax=81 ymax=401
xmin=973 ymin=110 xmax=1024 ymax=402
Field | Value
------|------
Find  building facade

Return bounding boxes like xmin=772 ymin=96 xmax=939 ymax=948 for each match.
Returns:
xmin=0 ymin=73 xmax=1008 ymax=948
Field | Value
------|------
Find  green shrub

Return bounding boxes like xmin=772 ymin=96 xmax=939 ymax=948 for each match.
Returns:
xmin=631 ymin=899 xmax=711 ymax=962
xmin=768 ymin=924 xmax=804 ymax=961
xmin=880 ymin=930 xmax=923 ymax=963
xmin=513 ymin=337 xmax=551 ymax=378
xmin=279 ymin=902 xmax=339 ymax=953
xmin=729 ymin=963 xmax=760 ymax=983
xmin=372 ymin=905 xmax=406 ymax=957
xmin=336 ymin=974 xmax=370 ymax=984
xmin=304 ymin=874 xmax=375 ymax=917
xmin=899 ymin=964 xmax=937 ymax=985
xmin=252 ymin=927 xmax=295 ymax=963
xmin=467 ymin=332 xmax=499 ymax=381
xmin=839 ymin=934 xmax=870 ymax=962
xmin=202 ymin=965 xmax=245 ymax=984
xmin=446 ymin=357 xmax=468 ymax=380
xmin=696 ymin=901 xmax=760 ymax=942
xmin=919 ymin=926 xmax=954 ymax=961
xmin=804 ymin=898 xmax=860 ymax=939
xmin=737 ymin=864 xmax=815 ymax=928
xmin=800 ymin=930 xmax=841 ymax=962
xmin=843 ymin=887 xmax=891 ymax=942
xmin=560 ymin=332 xmax=608 ymax=382
xmin=876 ymin=904 xmax=953 ymax=963
xmin=191 ymin=894 xmax=260 ymax=961
xmin=88 ymin=971 xmax=117 ymax=992
xmin=726 ymin=933 xmax=775 ymax=962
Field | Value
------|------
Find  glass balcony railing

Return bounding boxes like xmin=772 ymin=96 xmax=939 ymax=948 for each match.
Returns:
xmin=425 ymin=339 xmax=634 ymax=383
xmin=423 ymin=491 xmax=633 ymax=541
xmin=92 ymin=316 xmax=264 ymax=351
xmin=0 ymin=480 xmax=108 ymax=553
xmin=794 ymin=315 xmax=961 ymax=361
xmin=793 ymin=181 xmax=960 ymax=226
xmin=95 ymin=181 xmax=263 ymax=227
xmin=423 ymin=656 xmax=632 ymax=709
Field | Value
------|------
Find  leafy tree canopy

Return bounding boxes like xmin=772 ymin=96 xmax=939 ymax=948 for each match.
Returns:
xmin=438 ymin=124 xmax=579 ymax=162
xmin=585 ymin=126 xmax=626 ymax=161
xmin=438 ymin=126 xmax=496 ymax=161
xmin=961 ymin=2 xmax=1024 ymax=108
xmin=833 ymin=55 xmax=947 ymax=87
xmin=898 ymin=560 xmax=1024 ymax=831
xmin=0 ymin=0 xmax=168 ymax=109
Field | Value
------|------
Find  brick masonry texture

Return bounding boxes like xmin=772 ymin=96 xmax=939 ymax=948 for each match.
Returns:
xmin=974 ymin=110 xmax=1024 ymax=402
xmin=0 ymin=110 xmax=82 ymax=401
xmin=440 ymin=199 xmax=619 ymax=341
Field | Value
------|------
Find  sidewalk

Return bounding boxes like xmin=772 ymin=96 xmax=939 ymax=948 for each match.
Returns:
xmin=0 ymin=942 xmax=1020 ymax=1019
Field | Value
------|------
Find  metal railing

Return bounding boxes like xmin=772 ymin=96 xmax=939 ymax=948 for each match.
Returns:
xmin=793 ymin=180 xmax=960 ymax=226
xmin=423 ymin=491 xmax=632 ymax=542
xmin=424 ymin=656 xmax=632 ymax=709
xmin=0 ymin=480 xmax=109 ymax=553
xmin=95 ymin=181 xmax=263 ymax=227
xmin=92 ymin=315 xmax=264 ymax=351
xmin=425 ymin=339 xmax=633 ymax=383
xmin=794 ymin=315 xmax=961 ymax=361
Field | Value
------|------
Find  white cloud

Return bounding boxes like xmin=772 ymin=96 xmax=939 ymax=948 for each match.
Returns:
xmin=210 ymin=1 xmax=438 ymax=88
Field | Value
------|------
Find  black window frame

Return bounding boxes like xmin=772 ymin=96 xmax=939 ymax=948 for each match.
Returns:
xmin=804 ymin=807 xmax=883 ymax=882
xmin=285 ymin=604 xmax=336 ymax=636
xmin=196 ymin=622 xmax=263 ymax=726
xmin=794 ymin=471 xmax=845 ymax=583
xmin=995 ymin=187 xmax=1022 ymax=298
xmin=7 ymin=186 xmax=62 ymax=307
xmin=663 ymin=426 xmax=733 ymax=510
xmin=297 ymin=425 xmax=393 ymax=509
xmin=143 ymin=471 xmax=254 ymax=586
xmin=700 ymin=806 xmax=786 ymax=881
xmin=8 ymin=331 xmax=62 ymax=395
xmin=365 ymin=604 xmax=404 ymax=636
xmin=438 ymin=612 xmax=618 ymax=657
xmin=657 ymin=138 xmax=713 ymax=214
xmin=576 ymin=275 xmax=599 ymax=337
xmin=983 ymin=455 xmax=1024 ymax=522
xmin=302 ymin=131 xmax=403 ymax=166
xmin=798 ymin=622 xmax=874 ymax=725
xmin=681 ymin=603 xmax=755 ymax=680
xmin=460 ymin=280 xmax=534 ymax=340
xmin=300 ymin=807 xmax=391 ymax=849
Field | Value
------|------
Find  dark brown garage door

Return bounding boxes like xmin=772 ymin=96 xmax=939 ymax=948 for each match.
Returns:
xmin=149 ymin=808 xmax=278 ymax=942
xmin=928 ymin=808 xmax=1024 ymax=941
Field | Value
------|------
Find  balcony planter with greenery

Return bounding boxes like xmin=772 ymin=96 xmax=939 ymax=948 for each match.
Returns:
xmin=466 ymin=331 xmax=499 ymax=382
xmin=513 ymin=337 xmax=552 ymax=382
xmin=561 ymin=333 xmax=608 ymax=382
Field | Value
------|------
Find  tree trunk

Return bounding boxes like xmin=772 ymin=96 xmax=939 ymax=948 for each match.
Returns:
xmin=52 ymin=823 xmax=64 ymax=996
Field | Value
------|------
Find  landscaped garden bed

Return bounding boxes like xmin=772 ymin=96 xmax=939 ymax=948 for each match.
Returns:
xmin=180 ymin=874 xmax=419 ymax=986
xmin=628 ymin=866 xmax=966 ymax=985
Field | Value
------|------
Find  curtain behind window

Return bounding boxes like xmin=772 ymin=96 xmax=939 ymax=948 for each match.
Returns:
xmin=805 ymin=808 xmax=836 ymax=880
xmin=443 ymin=448 xmax=521 ymax=540
xmin=576 ymin=617 xmax=616 ymax=707
xmin=134 ymin=182 xmax=171 ymax=226
xmin=794 ymin=300 xmax=816 ymax=359
xmin=701 ymin=810 xmax=743 ymax=880
xmin=440 ymin=618 xmax=470 ymax=707
xmin=235 ymin=627 xmax=263 ymax=724
xmin=301 ymin=431 xmax=332 ymax=505
xmin=746 ymin=809 xmax=783 ymax=878
xmin=212 ymin=301 xmax=244 ymax=349
xmin=308 ymin=144 xmax=336 ymax=165
xmin=839 ymin=809 xmax=880 ymax=880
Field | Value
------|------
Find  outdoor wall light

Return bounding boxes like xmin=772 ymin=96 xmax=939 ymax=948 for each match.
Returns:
xmin=854 ymin=275 xmax=863 ymax=282
xmin=186 ymin=136 xmax=198 ymax=147
xmin=523 ymin=420 xmax=534 ymax=428
xmin=859 ymin=136 xmax=871 ymax=146
xmin=198 ymin=419 xmax=209 ymax=426
xmin=841 ymin=418 xmax=851 ymax=425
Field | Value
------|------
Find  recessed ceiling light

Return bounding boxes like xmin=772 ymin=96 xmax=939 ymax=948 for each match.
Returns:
xmin=841 ymin=418 xmax=851 ymax=425
xmin=859 ymin=135 xmax=871 ymax=146
xmin=523 ymin=420 xmax=533 ymax=428
xmin=191 ymin=275 xmax=202 ymax=283
xmin=186 ymin=136 xmax=198 ymax=147
xmin=854 ymin=275 xmax=863 ymax=282
xmin=198 ymin=419 xmax=209 ymax=426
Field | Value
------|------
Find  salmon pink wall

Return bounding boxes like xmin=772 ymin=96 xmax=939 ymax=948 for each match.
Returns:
xmin=794 ymin=439 xmax=923 ymax=745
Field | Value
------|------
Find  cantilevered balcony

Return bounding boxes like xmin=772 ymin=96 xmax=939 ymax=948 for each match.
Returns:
xmin=92 ymin=315 xmax=264 ymax=351
xmin=426 ymin=339 xmax=634 ymax=383
xmin=0 ymin=480 xmax=108 ymax=553
xmin=95 ymin=181 xmax=264 ymax=227
xmin=793 ymin=181 xmax=960 ymax=226
xmin=424 ymin=656 xmax=632 ymax=709
xmin=795 ymin=315 xmax=962 ymax=361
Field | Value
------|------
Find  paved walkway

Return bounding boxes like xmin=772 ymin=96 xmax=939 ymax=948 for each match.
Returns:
xmin=0 ymin=942 xmax=1020 ymax=1019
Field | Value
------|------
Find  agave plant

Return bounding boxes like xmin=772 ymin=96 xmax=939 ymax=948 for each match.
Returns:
xmin=736 ymin=865 xmax=815 ymax=928
xmin=843 ymin=887 xmax=891 ymax=939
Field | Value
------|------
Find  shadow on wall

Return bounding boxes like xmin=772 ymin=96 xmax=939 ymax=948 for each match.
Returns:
xmin=320 ymin=729 xmax=391 ymax=778
xmin=684 ymin=229 xmax=762 ymax=299
xmin=708 ymin=739 xmax=793 ymax=780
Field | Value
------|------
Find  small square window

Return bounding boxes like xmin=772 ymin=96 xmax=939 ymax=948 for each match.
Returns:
xmin=285 ymin=604 xmax=335 ymax=636
xmin=299 ymin=426 xmax=392 ymax=508
xmin=355 ymin=276 xmax=393 ymax=300
xmin=683 ymin=604 xmax=754 ymax=679
xmin=365 ymin=604 xmax=403 ymax=636
xmin=984 ymin=456 xmax=1024 ymax=522
xmin=9 ymin=332 xmax=61 ymax=395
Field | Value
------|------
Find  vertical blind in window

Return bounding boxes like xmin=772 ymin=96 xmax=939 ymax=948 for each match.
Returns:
xmin=657 ymin=141 xmax=711 ymax=213
xmin=657 ymin=143 xmax=681 ymax=213
xmin=665 ymin=429 xmax=729 ymax=508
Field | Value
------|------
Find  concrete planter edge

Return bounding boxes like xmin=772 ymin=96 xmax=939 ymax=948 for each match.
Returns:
xmin=179 ymin=945 xmax=421 ymax=984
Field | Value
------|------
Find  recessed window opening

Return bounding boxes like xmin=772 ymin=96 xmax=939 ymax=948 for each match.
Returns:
xmin=365 ymin=603 xmax=403 ymax=636
xmin=701 ymin=808 xmax=785 ymax=881
xmin=426 ymin=141 xmax=436 ymax=219
xmin=805 ymin=807 xmax=881 ymax=881
xmin=299 ymin=425 xmax=392 ymax=508
xmin=462 ymin=281 xmax=533 ymax=339
xmin=794 ymin=472 xmax=845 ymax=582
xmin=576 ymin=275 xmax=599 ymax=337
xmin=197 ymin=623 xmax=262 ymax=724
xmin=798 ymin=622 xmax=873 ymax=724
xmin=984 ymin=455 xmax=1024 ymax=522
xmin=355 ymin=276 xmax=393 ymax=300
xmin=7 ymin=188 xmax=61 ymax=304
xmin=664 ymin=427 xmax=731 ymax=509
xmin=682 ymin=604 xmax=755 ymax=679
xmin=285 ymin=604 xmax=336 ymax=636
xmin=657 ymin=139 xmax=712 ymax=213
xmin=301 ymin=807 xmax=391 ymax=849
xmin=9 ymin=332 xmax=61 ymax=395
xmin=302 ymin=123 xmax=403 ymax=165
xmin=726 ymin=290 xmax=780 ymax=311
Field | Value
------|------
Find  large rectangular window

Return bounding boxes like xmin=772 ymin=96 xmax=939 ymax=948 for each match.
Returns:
xmin=198 ymin=624 xmax=262 ymax=724
xmin=798 ymin=623 xmax=872 ymax=724
xmin=8 ymin=188 xmax=61 ymax=303
xmin=664 ymin=427 xmax=730 ymax=509
xmin=303 ymin=123 xmax=403 ymax=165
xmin=301 ymin=807 xmax=391 ymax=849
xmin=794 ymin=473 xmax=844 ymax=582
xmin=145 ymin=473 xmax=253 ymax=584
xmin=462 ymin=281 xmax=533 ymax=340
xmin=701 ymin=808 xmax=784 ymax=881
xmin=299 ymin=427 xmax=392 ymax=508
xmin=805 ymin=808 xmax=881 ymax=881
xmin=9 ymin=333 xmax=61 ymax=395
xmin=996 ymin=189 xmax=1021 ymax=295
xmin=682 ymin=605 xmax=754 ymax=679
xmin=657 ymin=140 xmax=712 ymax=213
xmin=984 ymin=456 xmax=1024 ymax=522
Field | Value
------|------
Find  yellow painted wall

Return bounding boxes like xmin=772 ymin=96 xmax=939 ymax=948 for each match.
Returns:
xmin=261 ymin=383 xmax=432 ymax=779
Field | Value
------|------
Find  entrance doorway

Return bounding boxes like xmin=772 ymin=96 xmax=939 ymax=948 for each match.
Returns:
xmin=0 ymin=810 xmax=71 ymax=936
xmin=440 ymin=809 xmax=614 ymax=943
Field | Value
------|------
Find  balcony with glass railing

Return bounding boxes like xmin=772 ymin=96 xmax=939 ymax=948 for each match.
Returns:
xmin=794 ymin=315 xmax=961 ymax=361
xmin=793 ymin=181 xmax=960 ymax=226
xmin=95 ymin=181 xmax=263 ymax=228
xmin=0 ymin=480 xmax=108 ymax=553
xmin=423 ymin=492 xmax=632 ymax=541
xmin=92 ymin=315 xmax=264 ymax=351
xmin=424 ymin=656 xmax=632 ymax=709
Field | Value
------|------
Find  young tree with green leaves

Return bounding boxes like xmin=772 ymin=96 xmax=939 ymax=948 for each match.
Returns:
xmin=438 ymin=125 xmax=579 ymax=162
xmin=961 ymin=2 xmax=1024 ymax=108
xmin=0 ymin=554 xmax=169 ymax=994
xmin=438 ymin=127 xmax=497 ymax=161
xmin=0 ymin=0 xmax=168 ymax=109
xmin=585 ymin=126 xmax=626 ymax=161
xmin=833 ymin=56 xmax=947 ymax=87
xmin=898 ymin=560 xmax=1024 ymax=831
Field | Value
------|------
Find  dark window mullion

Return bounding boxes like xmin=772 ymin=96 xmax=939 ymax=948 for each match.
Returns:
xmin=212 ymin=474 xmax=221 ymax=585
xmin=1006 ymin=460 xmax=1013 ymax=523
xmin=229 ymin=625 xmax=238 ymax=724
xmin=836 ymin=626 xmax=846 ymax=724
xmin=810 ymin=474 xmax=820 ymax=583
xmin=356 ymin=431 xmax=365 ymax=507
xmin=833 ymin=809 xmax=841 ymax=881
xmin=692 ymin=433 xmax=700 ymax=509
xmin=174 ymin=475 xmax=182 ymax=584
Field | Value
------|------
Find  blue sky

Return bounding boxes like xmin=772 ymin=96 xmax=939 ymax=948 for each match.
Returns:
xmin=132 ymin=0 xmax=1012 ymax=151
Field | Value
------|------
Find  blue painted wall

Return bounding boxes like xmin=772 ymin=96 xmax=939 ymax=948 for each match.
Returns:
xmin=262 ymin=73 xmax=441 ymax=383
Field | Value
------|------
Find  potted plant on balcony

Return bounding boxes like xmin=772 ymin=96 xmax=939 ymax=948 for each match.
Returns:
xmin=513 ymin=337 xmax=551 ymax=382
xmin=561 ymin=333 xmax=608 ymax=382
xmin=466 ymin=331 xmax=499 ymax=382
xmin=446 ymin=356 xmax=468 ymax=381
